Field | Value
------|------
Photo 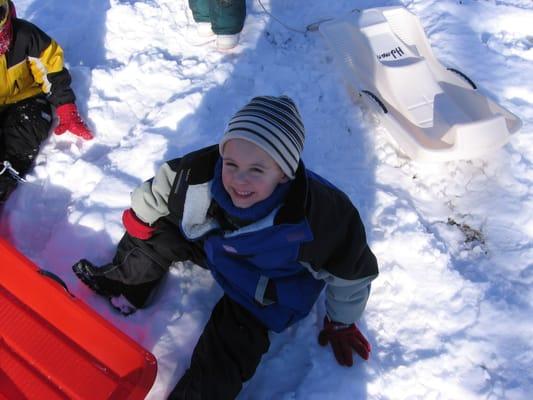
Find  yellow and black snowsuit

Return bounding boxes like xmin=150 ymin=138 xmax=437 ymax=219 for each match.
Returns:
xmin=1 ymin=18 xmax=75 ymax=107
xmin=0 ymin=17 xmax=75 ymax=202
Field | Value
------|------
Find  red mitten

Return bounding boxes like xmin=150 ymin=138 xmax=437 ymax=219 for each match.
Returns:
xmin=54 ymin=103 xmax=93 ymax=140
xmin=318 ymin=316 xmax=371 ymax=366
xmin=122 ymin=209 xmax=155 ymax=240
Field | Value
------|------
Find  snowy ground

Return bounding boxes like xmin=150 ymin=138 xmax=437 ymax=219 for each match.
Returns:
xmin=3 ymin=0 xmax=532 ymax=399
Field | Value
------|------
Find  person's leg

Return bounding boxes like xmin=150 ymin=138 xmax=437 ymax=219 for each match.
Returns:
xmin=0 ymin=109 xmax=5 ymax=157
xmin=1 ymin=96 xmax=52 ymax=174
xmin=0 ymin=173 xmax=16 ymax=204
xmin=188 ymin=0 xmax=211 ymax=23
xmin=0 ymin=96 xmax=52 ymax=202
xmin=209 ymin=0 xmax=246 ymax=35
xmin=169 ymin=295 xmax=270 ymax=400
xmin=73 ymin=219 xmax=206 ymax=310
xmin=0 ymin=115 xmax=10 ymax=204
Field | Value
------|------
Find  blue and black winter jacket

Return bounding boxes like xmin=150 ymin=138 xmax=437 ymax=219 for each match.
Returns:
xmin=132 ymin=145 xmax=379 ymax=332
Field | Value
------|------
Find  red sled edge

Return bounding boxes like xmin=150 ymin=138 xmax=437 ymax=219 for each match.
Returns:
xmin=0 ymin=238 xmax=157 ymax=400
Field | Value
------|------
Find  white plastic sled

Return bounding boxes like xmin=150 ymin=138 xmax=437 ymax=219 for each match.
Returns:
xmin=319 ymin=6 xmax=522 ymax=162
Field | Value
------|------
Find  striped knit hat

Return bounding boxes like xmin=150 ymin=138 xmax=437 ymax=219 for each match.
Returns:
xmin=219 ymin=96 xmax=305 ymax=179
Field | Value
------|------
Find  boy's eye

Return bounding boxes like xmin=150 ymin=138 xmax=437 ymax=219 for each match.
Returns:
xmin=250 ymin=168 xmax=264 ymax=174
xmin=224 ymin=161 xmax=237 ymax=169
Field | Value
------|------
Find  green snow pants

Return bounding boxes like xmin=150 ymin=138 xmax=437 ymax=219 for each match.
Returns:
xmin=188 ymin=0 xmax=246 ymax=35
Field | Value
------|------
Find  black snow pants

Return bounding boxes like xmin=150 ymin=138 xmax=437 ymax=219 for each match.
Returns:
xmin=0 ymin=95 xmax=52 ymax=202
xmin=92 ymin=219 xmax=207 ymax=307
xmin=96 ymin=220 xmax=270 ymax=399
xmin=168 ymin=295 xmax=270 ymax=400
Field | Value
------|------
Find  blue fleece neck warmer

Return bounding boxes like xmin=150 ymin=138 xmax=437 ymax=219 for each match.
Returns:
xmin=210 ymin=158 xmax=290 ymax=223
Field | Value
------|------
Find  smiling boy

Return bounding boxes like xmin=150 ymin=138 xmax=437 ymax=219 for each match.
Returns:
xmin=73 ymin=95 xmax=379 ymax=399
xmin=221 ymin=139 xmax=288 ymax=208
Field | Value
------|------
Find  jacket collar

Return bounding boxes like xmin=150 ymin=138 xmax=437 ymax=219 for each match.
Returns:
xmin=182 ymin=145 xmax=309 ymax=225
xmin=274 ymin=161 xmax=308 ymax=225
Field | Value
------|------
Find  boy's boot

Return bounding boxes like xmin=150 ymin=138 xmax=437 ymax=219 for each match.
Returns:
xmin=72 ymin=259 xmax=119 ymax=297
xmin=72 ymin=259 xmax=137 ymax=316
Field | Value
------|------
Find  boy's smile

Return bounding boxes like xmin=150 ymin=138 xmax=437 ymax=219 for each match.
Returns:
xmin=221 ymin=139 xmax=288 ymax=208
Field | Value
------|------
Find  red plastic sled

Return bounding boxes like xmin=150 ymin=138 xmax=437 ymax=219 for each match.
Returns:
xmin=0 ymin=238 xmax=157 ymax=400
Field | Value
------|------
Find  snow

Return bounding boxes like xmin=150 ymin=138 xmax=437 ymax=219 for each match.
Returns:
xmin=3 ymin=0 xmax=532 ymax=399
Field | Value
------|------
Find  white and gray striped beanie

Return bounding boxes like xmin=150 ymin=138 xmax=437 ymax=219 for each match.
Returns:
xmin=219 ymin=95 xmax=305 ymax=179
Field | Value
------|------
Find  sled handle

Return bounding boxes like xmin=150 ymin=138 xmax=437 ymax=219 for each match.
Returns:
xmin=446 ymin=68 xmax=477 ymax=89
xmin=361 ymin=90 xmax=388 ymax=113
xmin=39 ymin=269 xmax=75 ymax=297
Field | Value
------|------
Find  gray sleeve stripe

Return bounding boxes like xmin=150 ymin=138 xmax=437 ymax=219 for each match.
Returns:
xmin=301 ymin=261 xmax=376 ymax=324
xmin=255 ymin=275 xmax=268 ymax=303
xmin=131 ymin=163 xmax=177 ymax=225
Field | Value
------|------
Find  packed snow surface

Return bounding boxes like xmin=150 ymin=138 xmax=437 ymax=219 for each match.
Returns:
xmin=3 ymin=0 xmax=532 ymax=399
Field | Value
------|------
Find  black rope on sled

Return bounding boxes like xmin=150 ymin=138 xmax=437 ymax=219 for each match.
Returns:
xmin=0 ymin=160 xmax=26 ymax=183
xmin=447 ymin=68 xmax=477 ymax=89
xmin=256 ymin=0 xmax=360 ymax=34
xmin=361 ymin=90 xmax=388 ymax=114
xmin=39 ymin=269 xmax=75 ymax=297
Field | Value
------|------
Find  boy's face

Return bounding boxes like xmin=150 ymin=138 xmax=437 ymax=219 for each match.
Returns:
xmin=221 ymin=139 xmax=289 ymax=208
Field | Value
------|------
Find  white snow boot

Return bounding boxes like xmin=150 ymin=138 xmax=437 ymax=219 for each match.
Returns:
xmin=197 ymin=21 xmax=214 ymax=38
xmin=185 ymin=22 xmax=215 ymax=46
xmin=216 ymin=33 xmax=239 ymax=50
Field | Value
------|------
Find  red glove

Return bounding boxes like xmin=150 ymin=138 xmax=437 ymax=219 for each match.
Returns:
xmin=318 ymin=316 xmax=371 ymax=366
xmin=54 ymin=103 xmax=94 ymax=140
xmin=122 ymin=209 xmax=155 ymax=240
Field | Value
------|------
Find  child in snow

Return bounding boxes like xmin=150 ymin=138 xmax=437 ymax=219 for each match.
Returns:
xmin=188 ymin=0 xmax=246 ymax=50
xmin=73 ymin=95 xmax=379 ymax=399
xmin=0 ymin=0 xmax=92 ymax=203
